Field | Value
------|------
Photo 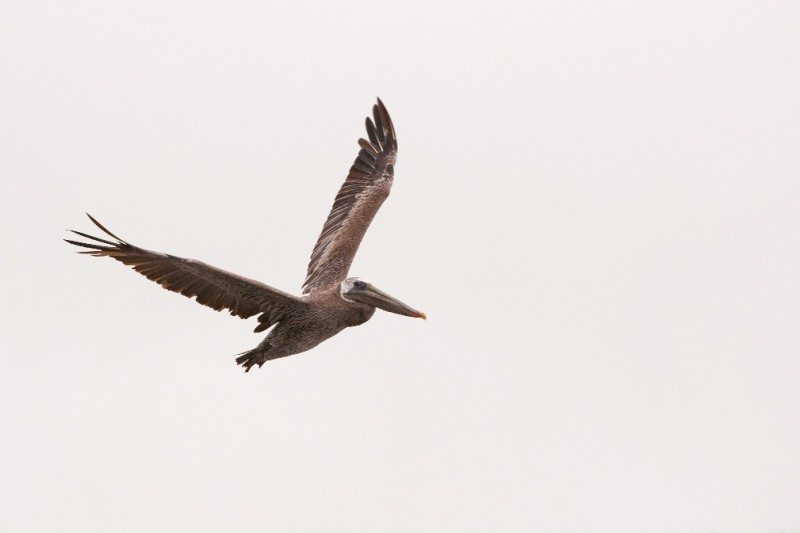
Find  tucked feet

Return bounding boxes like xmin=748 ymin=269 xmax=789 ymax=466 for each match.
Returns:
xmin=235 ymin=349 xmax=267 ymax=372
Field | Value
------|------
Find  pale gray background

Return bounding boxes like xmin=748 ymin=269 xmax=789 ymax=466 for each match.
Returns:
xmin=1 ymin=1 xmax=798 ymax=531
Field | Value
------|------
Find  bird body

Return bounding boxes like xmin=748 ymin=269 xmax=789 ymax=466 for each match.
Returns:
xmin=236 ymin=289 xmax=376 ymax=368
xmin=66 ymin=99 xmax=424 ymax=371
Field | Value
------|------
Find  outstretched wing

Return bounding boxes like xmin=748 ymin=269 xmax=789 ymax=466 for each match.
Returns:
xmin=66 ymin=214 xmax=305 ymax=333
xmin=302 ymin=98 xmax=398 ymax=294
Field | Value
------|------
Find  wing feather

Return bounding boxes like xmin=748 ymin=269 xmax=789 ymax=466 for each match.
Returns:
xmin=302 ymin=98 xmax=398 ymax=293
xmin=66 ymin=214 xmax=305 ymax=332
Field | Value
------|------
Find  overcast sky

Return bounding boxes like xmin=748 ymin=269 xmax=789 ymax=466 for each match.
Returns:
xmin=1 ymin=1 xmax=799 ymax=532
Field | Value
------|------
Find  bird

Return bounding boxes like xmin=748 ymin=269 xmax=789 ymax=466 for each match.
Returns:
xmin=65 ymin=98 xmax=425 ymax=371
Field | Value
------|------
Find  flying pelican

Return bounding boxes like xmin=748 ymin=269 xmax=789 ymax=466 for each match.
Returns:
xmin=65 ymin=98 xmax=425 ymax=371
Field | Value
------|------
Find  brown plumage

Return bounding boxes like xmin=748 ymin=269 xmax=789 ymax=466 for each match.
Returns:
xmin=303 ymin=99 xmax=397 ymax=293
xmin=66 ymin=99 xmax=425 ymax=372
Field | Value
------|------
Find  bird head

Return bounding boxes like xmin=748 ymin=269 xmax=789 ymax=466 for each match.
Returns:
xmin=341 ymin=277 xmax=426 ymax=319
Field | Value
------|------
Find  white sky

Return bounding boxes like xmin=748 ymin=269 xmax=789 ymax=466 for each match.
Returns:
xmin=1 ymin=1 xmax=799 ymax=531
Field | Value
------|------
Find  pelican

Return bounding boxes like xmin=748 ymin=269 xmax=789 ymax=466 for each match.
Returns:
xmin=65 ymin=99 xmax=425 ymax=371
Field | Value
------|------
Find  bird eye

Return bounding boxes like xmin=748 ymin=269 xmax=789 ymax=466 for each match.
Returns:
xmin=355 ymin=281 xmax=366 ymax=289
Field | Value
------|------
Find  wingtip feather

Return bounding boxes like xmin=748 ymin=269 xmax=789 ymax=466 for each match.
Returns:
xmin=85 ymin=213 xmax=128 ymax=244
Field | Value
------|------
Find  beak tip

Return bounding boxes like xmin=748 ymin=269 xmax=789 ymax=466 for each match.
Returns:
xmin=418 ymin=312 xmax=427 ymax=320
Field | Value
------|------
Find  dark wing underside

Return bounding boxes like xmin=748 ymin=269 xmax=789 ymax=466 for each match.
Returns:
xmin=302 ymin=98 xmax=398 ymax=294
xmin=66 ymin=214 xmax=304 ymax=333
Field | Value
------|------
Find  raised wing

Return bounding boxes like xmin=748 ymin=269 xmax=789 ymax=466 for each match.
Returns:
xmin=302 ymin=98 xmax=398 ymax=294
xmin=66 ymin=214 xmax=305 ymax=333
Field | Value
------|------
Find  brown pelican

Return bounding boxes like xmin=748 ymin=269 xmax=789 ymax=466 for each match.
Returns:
xmin=65 ymin=99 xmax=425 ymax=371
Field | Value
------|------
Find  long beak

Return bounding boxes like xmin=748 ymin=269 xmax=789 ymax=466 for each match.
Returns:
xmin=350 ymin=285 xmax=426 ymax=319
